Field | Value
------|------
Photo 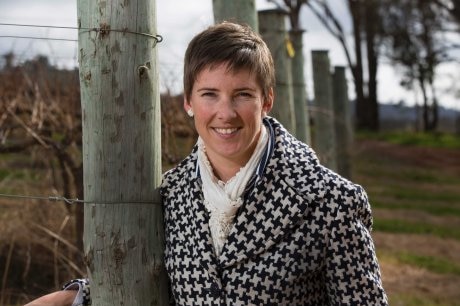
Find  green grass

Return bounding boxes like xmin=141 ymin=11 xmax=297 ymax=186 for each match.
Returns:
xmin=371 ymin=199 xmax=460 ymax=217
xmin=0 ymin=169 xmax=28 ymax=181
xmin=369 ymin=185 xmax=460 ymax=205
xmin=0 ymin=169 xmax=9 ymax=180
xmin=357 ymin=157 xmax=460 ymax=184
xmin=357 ymin=131 xmax=460 ymax=149
xmin=395 ymin=186 xmax=455 ymax=202
xmin=354 ymin=135 xmax=460 ymax=220
xmin=364 ymin=170 xmax=460 ymax=215
xmin=379 ymin=250 xmax=460 ymax=276
xmin=397 ymin=252 xmax=460 ymax=276
xmin=373 ymin=218 xmax=460 ymax=240
xmin=389 ymin=294 xmax=457 ymax=306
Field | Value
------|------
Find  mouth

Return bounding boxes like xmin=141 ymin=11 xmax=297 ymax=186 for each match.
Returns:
xmin=213 ymin=127 xmax=239 ymax=135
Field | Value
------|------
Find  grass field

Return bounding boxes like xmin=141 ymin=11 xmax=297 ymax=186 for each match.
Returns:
xmin=353 ymin=132 xmax=460 ymax=306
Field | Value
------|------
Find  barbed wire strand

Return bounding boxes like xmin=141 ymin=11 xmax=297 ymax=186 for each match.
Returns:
xmin=0 ymin=193 xmax=161 ymax=205
xmin=0 ymin=23 xmax=79 ymax=30
xmin=0 ymin=35 xmax=77 ymax=42
xmin=0 ymin=22 xmax=163 ymax=43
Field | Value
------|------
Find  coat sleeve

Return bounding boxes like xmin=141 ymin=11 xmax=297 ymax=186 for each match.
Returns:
xmin=325 ymin=185 xmax=389 ymax=305
xmin=61 ymin=278 xmax=91 ymax=306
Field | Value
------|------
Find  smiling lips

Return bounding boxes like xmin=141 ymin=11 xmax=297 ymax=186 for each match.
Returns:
xmin=214 ymin=127 xmax=239 ymax=135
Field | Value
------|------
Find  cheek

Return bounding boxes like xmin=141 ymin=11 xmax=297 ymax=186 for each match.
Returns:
xmin=193 ymin=105 xmax=212 ymax=121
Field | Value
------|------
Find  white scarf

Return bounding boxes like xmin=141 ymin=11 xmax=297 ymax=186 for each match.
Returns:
xmin=197 ymin=125 xmax=268 ymax=256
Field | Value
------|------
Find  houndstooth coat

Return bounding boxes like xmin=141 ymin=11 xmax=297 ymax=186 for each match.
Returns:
xmin=161 ymin=117 xmax=388 ymax=305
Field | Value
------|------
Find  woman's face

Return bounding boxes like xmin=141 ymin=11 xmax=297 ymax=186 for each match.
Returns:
xmin=184 ymin=63 xmax=273 ymax=168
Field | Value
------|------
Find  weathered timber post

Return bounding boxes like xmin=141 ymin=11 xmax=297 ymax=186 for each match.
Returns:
xmin=311 ymin=50 xmax=337 ymax=171
xmin=259 ymin=9 xmax=295 ymax=134
xmin=290 ymin=29 xmax=311 ymax=144
xmin=213 ymin=0 xmax=258 ymax=30
xmin=332 ymin=66 xmax=352 ymax=178
xmin=77 ymin=0 xmax=169 ymax=304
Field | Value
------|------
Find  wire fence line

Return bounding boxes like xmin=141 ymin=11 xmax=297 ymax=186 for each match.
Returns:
xmin=0 ymin=22 xmax=163 ymax=43
xmin=0 ymin=35 xmax=78 ymax=42
xmin=0 ymin=193 xmax=162 ymax=205
xmin=0 ymin=20 xmax=173 ymax=86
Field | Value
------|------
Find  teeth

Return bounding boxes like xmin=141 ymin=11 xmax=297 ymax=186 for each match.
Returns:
xmin=215 ymin=128 xmax=238 ymax=135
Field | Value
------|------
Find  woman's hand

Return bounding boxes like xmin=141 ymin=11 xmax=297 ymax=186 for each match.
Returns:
xmin=24 ymin=290 xmax=77 ymax=306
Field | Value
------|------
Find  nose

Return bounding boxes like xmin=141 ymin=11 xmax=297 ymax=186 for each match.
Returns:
xmin=217 ymin=97 xmax=237 ymax=120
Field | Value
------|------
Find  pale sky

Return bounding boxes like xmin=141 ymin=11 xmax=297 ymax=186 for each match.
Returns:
xmin=0 ymin=0 xmax=458 ymax=110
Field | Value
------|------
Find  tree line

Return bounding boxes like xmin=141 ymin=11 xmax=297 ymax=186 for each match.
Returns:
xmin=270 ymin=0 xmax=460 ymax=131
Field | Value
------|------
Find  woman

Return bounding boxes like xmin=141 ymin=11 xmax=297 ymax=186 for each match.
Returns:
xmin=26 ymin=22 xmax=388 ymax=305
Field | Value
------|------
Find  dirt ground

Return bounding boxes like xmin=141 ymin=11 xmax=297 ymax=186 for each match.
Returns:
xmin=374 ymin=232 xmax=460 ymax=302
xmin=355 ymin=139 xmax=460 ymax=305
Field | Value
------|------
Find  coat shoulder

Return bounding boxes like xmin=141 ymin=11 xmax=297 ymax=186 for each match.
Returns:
xmin=161 ymin=147 xmax=197 ymax=197
xmin=266 ymin=117 xmax=372 ymax=229
xmin=322 ymin=168 xmax=373 ymax=230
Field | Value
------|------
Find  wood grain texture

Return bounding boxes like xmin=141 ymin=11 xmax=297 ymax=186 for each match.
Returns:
xmin=77 ymin=0 xmax=168 ymax=304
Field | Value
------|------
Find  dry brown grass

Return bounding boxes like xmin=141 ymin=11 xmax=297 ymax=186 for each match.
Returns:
xmin=0 ymin=58 xmax=197 ymax=304
xmin=0 ymin=202 xmax=83 ymax=303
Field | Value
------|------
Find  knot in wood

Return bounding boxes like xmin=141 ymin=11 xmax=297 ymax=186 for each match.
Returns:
xmin=99 ymin=23 xmax=110 ymax=39
xmin=137 ymin=62 xmax=151 ymax=79
xmin=113 ymin=244 xmax=126 ymax=268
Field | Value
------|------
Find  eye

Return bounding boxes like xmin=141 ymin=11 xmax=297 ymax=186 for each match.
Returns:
xmin=201 ymin=91 xmax=217 ymax=98
xmin=236 ymin=91 xmax=253 ymax=98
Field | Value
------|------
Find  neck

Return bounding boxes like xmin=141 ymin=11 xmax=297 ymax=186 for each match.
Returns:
xmin=208 ymin=158 xmax=246 ymax=183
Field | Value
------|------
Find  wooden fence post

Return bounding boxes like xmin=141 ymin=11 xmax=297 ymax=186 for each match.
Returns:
xmin=333 ymin=66 xmax=352 ymax=178
xmin=290 ymin=29 xmax=311 ymax=144
xmin=77 ymin=0 xmax=169 ymax=304
xmin=212 ymin=0 xmax=258 ymax=30
xmin=258 ymin=9 xmax=296 ymax=134
xmin=311 ymin=50 xmax=337 ymax=171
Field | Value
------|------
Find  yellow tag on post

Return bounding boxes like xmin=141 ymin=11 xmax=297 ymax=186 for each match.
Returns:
xmin=285 ymin=37 xmax=295 ymax=58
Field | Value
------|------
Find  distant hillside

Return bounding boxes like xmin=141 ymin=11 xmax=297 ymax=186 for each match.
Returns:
xmin=378 ymin=103 xmax=460 ymax=133
xmin=332 ymin=100 xmax=460 ymax=133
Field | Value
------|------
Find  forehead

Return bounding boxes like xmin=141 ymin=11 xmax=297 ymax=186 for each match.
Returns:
xmin=195 ymin=63 xmax=257 ymax=85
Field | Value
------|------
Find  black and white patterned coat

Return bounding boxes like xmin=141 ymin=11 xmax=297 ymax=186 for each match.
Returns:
xmin=161 ymin=117 xmax=388 ymax=305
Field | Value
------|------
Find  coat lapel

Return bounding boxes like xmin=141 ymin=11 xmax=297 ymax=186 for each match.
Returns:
xmin=218 ymin=118 xmax=326 ymax=268
xmin=183 ymin=163 xmax=221 ymax=280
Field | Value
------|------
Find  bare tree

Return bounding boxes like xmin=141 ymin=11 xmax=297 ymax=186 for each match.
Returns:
xmin=268 ymin=0 xmax=383 ymax=130
xmin=307 ymin=0 xmax=383 ymax=130
xmin=433 ymin=0 xmax=460 ymax=25
xmin=380 ymin=0 xmax=456 ymax=131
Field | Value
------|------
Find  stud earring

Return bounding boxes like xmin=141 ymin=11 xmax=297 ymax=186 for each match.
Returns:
xmin=187 ymin=109 xmax=194 ymax=117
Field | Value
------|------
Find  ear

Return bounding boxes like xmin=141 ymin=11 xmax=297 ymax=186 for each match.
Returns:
xmin=262 ymin=87 xmax=274 ymax=116
xmin=183 ymin=96 xmax=191 ymax=113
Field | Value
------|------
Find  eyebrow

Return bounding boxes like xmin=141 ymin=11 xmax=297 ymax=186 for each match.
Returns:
xmin=196 ymin=87 xmax=218 ymax=92
xmin=235 ymin=87 xmax=256 ymax=92
xmin=196 ymin=87 xmax=256 ymax=92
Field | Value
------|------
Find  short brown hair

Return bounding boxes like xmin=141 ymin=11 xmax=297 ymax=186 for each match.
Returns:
xmin=183 ymin=22 xmax=275 ymax=101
